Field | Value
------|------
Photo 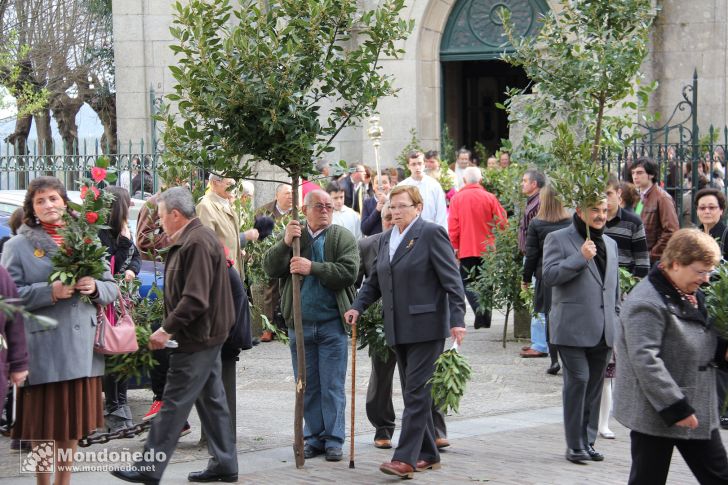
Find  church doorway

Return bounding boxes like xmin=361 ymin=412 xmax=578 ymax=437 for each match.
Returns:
xmin=438 ymin=0 xmax=549 ymax=161
xmin=442 ymin=60 xmax=529 ymax=158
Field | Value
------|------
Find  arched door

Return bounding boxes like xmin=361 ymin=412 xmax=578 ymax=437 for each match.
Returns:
xmin=440 ymin=0 xmax=549 ymax=159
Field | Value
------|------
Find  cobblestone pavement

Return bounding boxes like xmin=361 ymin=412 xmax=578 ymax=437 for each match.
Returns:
xmin=0 ymin=308 xmax=715 ymax=483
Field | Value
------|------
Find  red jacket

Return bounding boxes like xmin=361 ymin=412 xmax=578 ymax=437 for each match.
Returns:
xmin=448 ymin=184 xmax=507 ymax=259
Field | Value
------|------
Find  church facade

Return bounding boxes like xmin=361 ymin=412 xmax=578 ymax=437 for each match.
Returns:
xmin=113 ymin=0 xmax=728 ymax=177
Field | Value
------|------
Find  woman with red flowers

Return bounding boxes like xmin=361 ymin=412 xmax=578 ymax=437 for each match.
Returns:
xmin=0 ymin=176 xmax=117 ymax=485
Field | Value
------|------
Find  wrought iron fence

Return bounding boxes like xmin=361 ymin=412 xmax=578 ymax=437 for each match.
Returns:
xmin=0 ymin=140 xmax=161 ymax=197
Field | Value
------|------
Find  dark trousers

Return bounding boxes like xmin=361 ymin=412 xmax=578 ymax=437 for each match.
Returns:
xmin=200 ymin=357 xmax=237 ymax=444
xmin=392 ymin=339 xmax=444 ymax=468
xmin=135 ymin=344 xmax=237 ymax=480
xmin=103 ymin=373 xmax=128 ymax=413
xmin=629 ymin=429 xmax=728 ymax=485
xmin=557 ymin=341 xmax=611 ymax=450
xmin=366 ymin=347 xmax=447 ymax=441
xmin=717 ymin=368 xmax=728 ymax=417
xmin=545 ymin=314 xmax=559 ymax=366
xmin=459 ymin=257 xmax=490 ymax=328
xmin=150 ymin=321 xmax=171 ymax=401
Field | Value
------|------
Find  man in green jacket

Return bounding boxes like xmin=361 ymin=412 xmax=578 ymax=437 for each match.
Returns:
xmin=263 ymin=189 xmax=359 ymax=462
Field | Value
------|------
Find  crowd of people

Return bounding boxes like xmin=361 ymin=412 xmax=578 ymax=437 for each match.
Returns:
xmin=3 ymin=146 xmax=728 ymax=484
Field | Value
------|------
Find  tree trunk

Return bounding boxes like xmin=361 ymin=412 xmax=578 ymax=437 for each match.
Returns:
xmin=88 ymin=92 xmax=117 ymax=154
xmin=51 ymin=94 xmax=83 ymax=155
xmin=502 ymin=304 xmax=511 ymax=349
xmin=590 ymin=93 xmax=607 ymax=164
xmin=34 ymin=108 xmax=53 ymax=156
xmin=5 ymin=112 xmax=32 ymax=155
xmin=290 ymin=173 xmax=306 ymax=469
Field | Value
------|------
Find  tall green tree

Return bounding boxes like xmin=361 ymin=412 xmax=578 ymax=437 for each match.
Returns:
xmin=501 ymin=0 xmax=656 ymax=215
xmin=160 ymin=0 xmax=412 ymax=467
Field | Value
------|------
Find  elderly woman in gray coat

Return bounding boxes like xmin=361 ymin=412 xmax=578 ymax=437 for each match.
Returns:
xmin=614 ymin=228 xmax=728 ymax=485
xmin=1 ymin=176 xmax=116 ymax=485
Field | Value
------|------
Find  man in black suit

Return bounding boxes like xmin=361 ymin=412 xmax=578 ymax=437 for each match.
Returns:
xmin=339 ymin=163 xmax=367 ymax=213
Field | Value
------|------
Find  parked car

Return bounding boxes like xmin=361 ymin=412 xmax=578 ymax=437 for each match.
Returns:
xmin=0 ymin=190 xmax=163 ymax=297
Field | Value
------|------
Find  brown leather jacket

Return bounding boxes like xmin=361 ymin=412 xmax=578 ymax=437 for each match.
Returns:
xmin=162 ymin=218 xmax=235 ymax=352
xmin=640 ymin=184 xmax=679 ymax=263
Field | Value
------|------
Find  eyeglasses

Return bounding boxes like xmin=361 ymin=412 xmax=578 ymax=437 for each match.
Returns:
xmin=390 ymin=204 xmax=414 ymax=211
xmin=698 ymin=205 xmax=721 ymax=211
xmin=308 ymin=203 xmax=334 ymax=212
xmin=689 ymin=265 xmax=715 ymax=277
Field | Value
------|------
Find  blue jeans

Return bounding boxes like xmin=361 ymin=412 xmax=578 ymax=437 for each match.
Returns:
xmin=530 ymin=312 xmax=548 ymax=353
xmin=288 ymin=318 xmax=348 ymax=450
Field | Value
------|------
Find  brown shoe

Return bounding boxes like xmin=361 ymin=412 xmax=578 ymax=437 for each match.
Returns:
xmin=520 ymin=349 xmax=548 ymax=358
xmin=260 ymin=331 xmax=273 ymax=342
xmin=521 ymin=345 xmax=531 ymax=351
xmin=374 ymin=439 xmax=392 ymax=449
xmin=380 ymin=461 xmax=414 ymax=479
xmin=435 ymin=437 xmax=450 ymax=449
xmin=415 ymin=459 xmax=442 ymax=472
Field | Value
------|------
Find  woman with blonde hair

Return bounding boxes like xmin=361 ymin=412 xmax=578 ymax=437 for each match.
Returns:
xmin=615 ymin=229 xmax=728 ymax=484
xmin=522 ymin=183 xmax=571 ymax=374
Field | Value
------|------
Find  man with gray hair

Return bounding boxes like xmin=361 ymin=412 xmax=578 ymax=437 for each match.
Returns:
xmin=448 ymin=166 xmax=507 ymax=329
xmin=112 ymin=187 xmax=238 ymax=484
xmin=263 ymin=189 xmax=359 ymax=462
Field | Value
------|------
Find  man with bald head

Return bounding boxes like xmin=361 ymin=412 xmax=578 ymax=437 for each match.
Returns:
xmin=263 ymin=190 xmax=359 ymax=462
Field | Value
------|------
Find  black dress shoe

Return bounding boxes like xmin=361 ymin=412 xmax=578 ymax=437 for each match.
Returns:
xmin=721 ymin=415 xmax=728 ymax=430
xmin=546 ymin=362 xmax=561 ymax=375
xmin=110 ymin=469 xmax=160 ymax=485
xmin=188 ymin=469 xmax=238 ymax=482
xmin=303 ymin=444 xmax=324 ymax=459
xmin=587 ymin=444 xmax=604 ymax=461
xmin=565 ymin=448 xmax=590 ymax=463
xmin=325 ymin=447 xmax=343 ymax=461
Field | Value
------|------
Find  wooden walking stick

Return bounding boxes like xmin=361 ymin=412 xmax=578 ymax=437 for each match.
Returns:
xmin=349 ymin=321 xmax=357 ymax=469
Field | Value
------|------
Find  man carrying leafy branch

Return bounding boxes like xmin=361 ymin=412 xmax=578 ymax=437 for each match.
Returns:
xmin=542 ymin=197 xmax=620 ymax=464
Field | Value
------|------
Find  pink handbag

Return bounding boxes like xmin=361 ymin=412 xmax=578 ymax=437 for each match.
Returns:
xmin=94 ymin=288 xmax=138 ymax=355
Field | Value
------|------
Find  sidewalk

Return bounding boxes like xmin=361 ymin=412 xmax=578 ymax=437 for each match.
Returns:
xmin=0 ymin=308 xmax=713 ymax=483
xmin=1 ymin=408 xmax=701 ymax=484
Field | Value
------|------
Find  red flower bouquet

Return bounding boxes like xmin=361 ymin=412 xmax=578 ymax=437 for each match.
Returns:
xmin=49 ymin=157 xmax=118 ymax=292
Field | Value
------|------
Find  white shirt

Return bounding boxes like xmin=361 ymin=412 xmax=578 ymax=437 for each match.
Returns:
xmin=397 ymin=174 xmax=448 ymax=229
xmin=454 ymin=166 xmax=468 ymax=190
xmin=332 ymin=205 xmax=362 ymax=240
xmin=389 ymin=216 xmax=419 ymax=261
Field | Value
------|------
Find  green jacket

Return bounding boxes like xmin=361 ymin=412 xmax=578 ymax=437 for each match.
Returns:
xmin=262 ymin=223 xmax=359 ymax=331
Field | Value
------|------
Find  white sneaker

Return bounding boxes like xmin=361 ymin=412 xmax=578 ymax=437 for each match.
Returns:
xmin=599 ymin=429 xmax=615 ymax=439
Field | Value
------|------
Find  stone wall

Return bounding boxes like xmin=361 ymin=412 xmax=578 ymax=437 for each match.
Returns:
xmin=647 ymin=0 xmax=728 ymax=136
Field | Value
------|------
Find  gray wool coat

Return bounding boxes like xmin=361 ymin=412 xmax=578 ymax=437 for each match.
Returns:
xmin=0 ymin=224 xmax=117 ymax=386
xmin=614 ymin=271 xmax=721 ymax=440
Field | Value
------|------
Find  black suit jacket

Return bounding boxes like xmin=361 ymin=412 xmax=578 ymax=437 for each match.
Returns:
xmin=352 ymin=217 xmax=466 ymax=346
xmin=339 ymin=175 xmax=356 ymax=209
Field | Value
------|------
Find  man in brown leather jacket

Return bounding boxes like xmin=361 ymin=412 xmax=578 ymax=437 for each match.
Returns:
xmin=112 ymin=187 xmax=237 ymax=484
xmin=631 ymin=157 xmax=679 ymax=264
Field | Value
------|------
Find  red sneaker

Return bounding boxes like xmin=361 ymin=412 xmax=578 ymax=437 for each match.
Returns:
xmin=142 ymin=400 xmax=163 ymax=421
xmin=179 ymin=423 xmax=191 ymax=437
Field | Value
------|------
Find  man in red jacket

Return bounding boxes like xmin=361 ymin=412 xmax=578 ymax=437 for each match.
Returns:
xmin=448 ymin=167 xmax=507 ymax=328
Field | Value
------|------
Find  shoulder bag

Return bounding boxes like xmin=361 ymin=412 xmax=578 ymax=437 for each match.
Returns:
xmin=94 ymin=288 xmax=138 ymax=355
